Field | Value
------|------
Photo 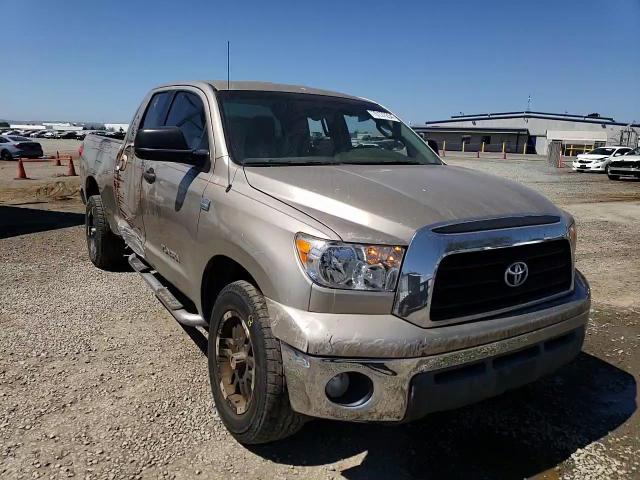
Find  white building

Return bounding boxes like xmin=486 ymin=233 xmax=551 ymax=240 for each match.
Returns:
xmin=9 ymin=124 xmax=46 ymax=131
xmin=414 ymin=111 xmax=639 ymax=155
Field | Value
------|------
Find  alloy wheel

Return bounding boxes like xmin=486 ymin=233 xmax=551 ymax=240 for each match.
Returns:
xmin=216 ymin=310 xmax=255 ymax=415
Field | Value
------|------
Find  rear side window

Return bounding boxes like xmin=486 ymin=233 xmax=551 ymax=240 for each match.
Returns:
xmin=141 ymin=91 xmax=172 ymax=129
xmin=165 ymin=91 xmax=208 ymax=150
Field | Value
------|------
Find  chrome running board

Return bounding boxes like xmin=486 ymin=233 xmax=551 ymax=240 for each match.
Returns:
xmin=127 ymin=254 xmax=207 ymax=328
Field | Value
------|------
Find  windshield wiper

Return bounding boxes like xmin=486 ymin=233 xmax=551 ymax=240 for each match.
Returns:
xmin=243 ymin=160 xmax=341 ymax=167
xmin=340 ymin=160 xmax=424 ymax=165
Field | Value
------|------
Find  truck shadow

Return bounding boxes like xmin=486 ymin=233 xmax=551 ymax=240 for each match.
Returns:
xmin=0 ymin=205 xmax=84 ymax=239
xmin=248 ymin=352 xmax=636 ymax=480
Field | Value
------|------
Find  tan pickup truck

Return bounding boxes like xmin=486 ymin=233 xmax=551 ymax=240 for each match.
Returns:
xmin=79 ymin=81 xmax=590 ymax=444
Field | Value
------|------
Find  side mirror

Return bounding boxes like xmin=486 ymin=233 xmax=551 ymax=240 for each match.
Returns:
xmin=135 ymin=127 xmax=202 ymax=162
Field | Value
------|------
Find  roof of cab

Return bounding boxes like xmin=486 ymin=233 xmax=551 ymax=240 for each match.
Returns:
xmin=154 ymin=80 xmax=363 ymax=101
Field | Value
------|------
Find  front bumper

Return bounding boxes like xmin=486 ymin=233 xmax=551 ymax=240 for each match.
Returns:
xmin=16 ymin=150 xmax=44 ymax=159
xmin=609 ymin=166 xmax=640 ymax=177
xmin=572 ymin=162 xmax=605 ymax=171
xmin=279 ymin=271 xmax=590 ymax=422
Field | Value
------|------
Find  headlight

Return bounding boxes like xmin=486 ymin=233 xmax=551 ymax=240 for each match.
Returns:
xmin=568 ymin=221 xmax=577 ymax=252
xmin=295 ymin=233 xmax=405 ymax=291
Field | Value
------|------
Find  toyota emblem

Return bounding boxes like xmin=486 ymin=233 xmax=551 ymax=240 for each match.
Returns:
xmin=504 ymin=262 xmax=528 ymax=287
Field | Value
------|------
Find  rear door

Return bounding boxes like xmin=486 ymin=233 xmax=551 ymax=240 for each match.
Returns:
xmin=139 ymin=87 xmax=213 ymax=295
xmin=114 ymin=91 xmax=173 ymax=255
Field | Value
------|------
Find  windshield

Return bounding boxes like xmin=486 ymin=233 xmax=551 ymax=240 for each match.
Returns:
xmin=589 ymin=147 xmax=614 ymax=155
xmin=217 ymin=91 xmax=441 ymax=166
xmin=627 ymin=147 xmax=640 ymax=156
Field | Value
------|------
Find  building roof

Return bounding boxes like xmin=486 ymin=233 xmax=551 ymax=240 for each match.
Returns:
xmin=450 ymin=111 xmax=616 ymax=122
xmin=412 ymin=126 xmax=529 ymax=135
xmin=425 ymin=111 xmax=639 ymax=128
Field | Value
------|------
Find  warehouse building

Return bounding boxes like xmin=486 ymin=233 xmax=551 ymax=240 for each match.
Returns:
xmin=413 ymin=111 xmax=639 ymax=155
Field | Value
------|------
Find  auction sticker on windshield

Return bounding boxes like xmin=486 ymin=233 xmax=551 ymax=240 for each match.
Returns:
xmin=367 ymin=110 xmax=399 ymax=122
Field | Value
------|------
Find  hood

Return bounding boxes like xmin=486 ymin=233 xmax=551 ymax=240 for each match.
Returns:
xmin=244 ymin=164 xmax=561 ymax=244
xmin=577 ymin=154 xmax=607 ymax=160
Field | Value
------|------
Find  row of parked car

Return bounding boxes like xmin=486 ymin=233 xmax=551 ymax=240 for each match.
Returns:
xmin=571 ymin=146 xmax=640 ymax=181
xmin=0 ymin=129 xmax=86 ymax=140
xmin=0 ymin=129 xmax=126 ymax=160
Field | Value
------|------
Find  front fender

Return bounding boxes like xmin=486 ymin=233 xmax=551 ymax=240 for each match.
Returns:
xmin=192 ymin=177 xmax=336 ymax=315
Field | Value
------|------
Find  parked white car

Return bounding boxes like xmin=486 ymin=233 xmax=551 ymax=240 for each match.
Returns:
xmin=608 ymin=147 xmax=640 ymax=180
xmin=572 ymin=146 xmax=633 ymax=173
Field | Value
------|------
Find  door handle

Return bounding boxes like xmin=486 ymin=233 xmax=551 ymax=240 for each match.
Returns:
xmin=143 ymin=167 xmax=156 ymax=184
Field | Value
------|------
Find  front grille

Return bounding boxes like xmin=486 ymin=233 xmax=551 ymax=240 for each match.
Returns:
xmin=611 ymin=161 xmax=637 ymax=168
xmin=430 ymin=239 xmax=572 ymax=321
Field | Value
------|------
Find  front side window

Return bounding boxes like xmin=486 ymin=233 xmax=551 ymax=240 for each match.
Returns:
xmin=217 ymin=91 xmax=441 ymax=166
xmin=140 ymin=91 xmax=172 ymax=130
xmin=165 ymin=92 xmax=208 ymax=150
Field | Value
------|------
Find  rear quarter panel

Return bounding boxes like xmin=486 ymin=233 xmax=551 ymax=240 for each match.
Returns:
xmin=80 ymin=134 xmax=123 ymax=233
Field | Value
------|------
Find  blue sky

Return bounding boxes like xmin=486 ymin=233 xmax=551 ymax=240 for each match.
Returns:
xmin=2 ymin=0 xmax=639 ymax=124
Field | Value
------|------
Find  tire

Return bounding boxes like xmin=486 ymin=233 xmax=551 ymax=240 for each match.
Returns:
xmin=608 ymin=174 xmax=620 ymax=181
xmin=85 ymin=195 xmax=127 ymax=270
xmin=1 ymin=150 xmax=12 ymax=161
xmin=208 ymin=280 xmax=304 ymax=444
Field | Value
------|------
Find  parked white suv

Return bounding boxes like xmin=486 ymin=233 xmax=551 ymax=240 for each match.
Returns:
xmin=572 ymin=146 xmax=632 ymax=173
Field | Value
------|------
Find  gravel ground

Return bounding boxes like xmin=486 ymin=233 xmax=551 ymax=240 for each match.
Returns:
xmin=0 ymin=156 xmax=638 ymax=479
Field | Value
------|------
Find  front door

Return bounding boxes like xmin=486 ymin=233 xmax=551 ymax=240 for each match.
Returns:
xmin=139 ymin=88 xmax=213 ymax=296
xmin=113 ymin=93 xmax=173 ymax=255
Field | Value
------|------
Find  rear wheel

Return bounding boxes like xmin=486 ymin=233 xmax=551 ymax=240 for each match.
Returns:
xmin=208 ymin=280 xmax=304 ymax=444
xmin=1 ymin=150 xmax=12 ymax=161
xmin=85 ymin=195 xmax=127 ymax=270
xmin=608 ymin=173 xmax=620 ymax=181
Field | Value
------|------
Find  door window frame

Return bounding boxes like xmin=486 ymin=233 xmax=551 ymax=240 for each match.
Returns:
xmin=134 ymin=86 xmax=215 ymax=171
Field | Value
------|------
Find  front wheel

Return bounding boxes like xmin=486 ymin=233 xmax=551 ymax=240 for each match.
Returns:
xmin=608 ymin=173 xmax=620 ymax=181
xmin=208 ymin=280 xmax=304 ymax=444
xmin=1 ymin=150 xmax=12 ymax=161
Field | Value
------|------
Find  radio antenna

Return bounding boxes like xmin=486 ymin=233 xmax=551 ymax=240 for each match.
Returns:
xmin=227 ymin=41 xmax=230 ymax=90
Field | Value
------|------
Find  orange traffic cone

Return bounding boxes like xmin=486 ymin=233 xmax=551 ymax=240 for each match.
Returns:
xmin=53 ymin=155 xmax=61 ymax=166
xmin=476 ymin=150 xmax=480 ymax=159
xmin=15 ymin=159 xmax=29 ymax=180
xmin=66 ymin=157 xmax=77 ymax=176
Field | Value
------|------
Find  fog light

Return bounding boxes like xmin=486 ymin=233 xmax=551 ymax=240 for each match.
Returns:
xmin=324 ymin=371 xmax=374 ymax=406
xmin=325 ymin=373 xmax=350 ymax=399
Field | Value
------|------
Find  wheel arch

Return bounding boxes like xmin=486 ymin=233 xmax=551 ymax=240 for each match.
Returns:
xmin=200 ymin=254 xmax=265 ymax=323
xmin=85 ymin=176 xmax=100 ymax=199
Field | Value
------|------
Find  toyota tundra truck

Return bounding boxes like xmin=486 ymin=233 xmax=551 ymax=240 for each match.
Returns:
xmin=78 ymin=81 xmax=590 ymax=444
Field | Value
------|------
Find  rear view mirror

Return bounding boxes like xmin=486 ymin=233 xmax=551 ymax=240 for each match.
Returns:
xmin=135 ymin=127 xmax=194 ymax=162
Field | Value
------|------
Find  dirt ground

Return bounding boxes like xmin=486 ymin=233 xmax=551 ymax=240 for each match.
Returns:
xmin=0 ymin=154 xmax=638 ymax=479
xmin=0 ymin=140 xmax=82 ymax=206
